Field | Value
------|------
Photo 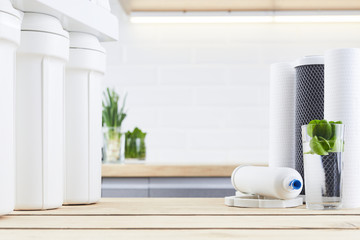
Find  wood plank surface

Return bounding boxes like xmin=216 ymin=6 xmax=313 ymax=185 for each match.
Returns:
xmin=10 ymin=198 xmax=360 ymax=216
xmin=102 ymin=164 xmax=242 ymax=177
xmin=3 ymin=198 xmax=360 ymax=239
xmin=0 ymin=230 xmax=359 ymax=240
xmin=1 ymin=215 xmax=360 ymax=229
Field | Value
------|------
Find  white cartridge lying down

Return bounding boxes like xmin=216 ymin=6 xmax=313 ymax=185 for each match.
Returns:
xmin=231 ymin=166 xmax=303 ymax=200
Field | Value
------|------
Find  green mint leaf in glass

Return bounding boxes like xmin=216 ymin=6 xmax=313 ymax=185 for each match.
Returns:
xmin=310 ymin=136 xmax=329 ymax=155
xmin=307 ymin=119 xmax=320 ymax=137
xmin=312 ymin=119 xmax=332 ymax=140
xmin=306 ymin=119 xmax=344 ymax=155
xmin=329 ymin=139 xmax=344 ymax=153
xmin=329 ymin=121 xmax=343 ymax=140
xmin=318 ymin=136 xmax=330 ymax=152
xmin=304 ymin=150 xmax=315 ymax=155
xmin=328 ymin=139 xmax=335 ymax=149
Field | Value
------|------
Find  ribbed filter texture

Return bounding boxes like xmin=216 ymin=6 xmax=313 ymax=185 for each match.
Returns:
xmin=269 ymin=62 xmax=296 ymax=168
xmin=324 ymin=48 xmax=360 ymax=208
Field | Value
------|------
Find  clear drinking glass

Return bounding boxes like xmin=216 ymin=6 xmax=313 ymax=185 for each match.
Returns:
xmin=125 ymin=134 xmax=146 ymax=163
xmin=103 ymin=127 xmax=125 ymax=164
xmin=302 ymin=124 xmax=345 ymax=210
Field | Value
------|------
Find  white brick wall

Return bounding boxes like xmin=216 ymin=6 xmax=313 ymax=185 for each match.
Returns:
xmin=103 ymin=0 xmax=360 ymax=165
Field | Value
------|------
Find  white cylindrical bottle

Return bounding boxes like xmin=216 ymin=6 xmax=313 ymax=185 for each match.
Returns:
xmin=64 ymin=32 xmax=106 ymax=205
xmin=231 ymin=166 xmax=303 ymax=200
xmin=0 ymin=0 xmax=21 ymax=216
xmin=15 ymin=13 xmax=69 ymax=210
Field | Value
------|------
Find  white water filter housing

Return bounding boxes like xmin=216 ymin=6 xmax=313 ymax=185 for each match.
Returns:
xmin=64 ymin=32 xmax=106 ymax=205
xmin=231 ymin=166 xmax=303 ymax=200
xmin=0 ymin=0 xmax=21 ymax=215
xmin=16 ymin=13 xmax=69 ymax=210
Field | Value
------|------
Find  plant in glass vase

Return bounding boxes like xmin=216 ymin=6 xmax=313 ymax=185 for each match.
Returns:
xmin=302 ymin=119 xmax=345 ymax=209
xmin=125 ymin=127 xmax=147 ymax=162
xmin=102 ymin=88 xmax=127 ymax=163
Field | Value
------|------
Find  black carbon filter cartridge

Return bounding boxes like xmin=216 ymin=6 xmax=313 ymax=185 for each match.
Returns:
xmin=294 ymin=56 xmax=324 ymax=195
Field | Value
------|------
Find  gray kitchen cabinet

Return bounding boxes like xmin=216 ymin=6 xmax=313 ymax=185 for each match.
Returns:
xmin=102 ymin=177 xmax=235 ymax=198
xmin=102 ymin=178 xmax=149 ymax=197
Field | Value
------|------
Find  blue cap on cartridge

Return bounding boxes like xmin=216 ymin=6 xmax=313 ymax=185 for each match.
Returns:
xmin=289 ymin=179 xmax=302 ymax=190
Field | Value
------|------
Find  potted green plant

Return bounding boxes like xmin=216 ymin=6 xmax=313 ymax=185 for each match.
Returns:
xmin=102 ymin=88 xmax=127 ymax=163
xmin=125 ymin=127 xmax=147 ymax=162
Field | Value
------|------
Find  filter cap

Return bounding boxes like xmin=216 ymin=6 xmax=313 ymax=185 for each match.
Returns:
xmin=21 ymin=13 xmax=69 ymax=39
xmin=69 ymin=32 xmax=105 ymax=53
xmin=294 ymin=55 xmax=324 ymax=67
xmin=289 ymin=179 xmax=302 ymax=190
xmin=0 ymin=0 xmax=21 ymax=19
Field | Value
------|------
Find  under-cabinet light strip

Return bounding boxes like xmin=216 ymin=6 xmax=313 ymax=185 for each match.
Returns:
xmin=130 ymin=11 xmax=360 ymax=23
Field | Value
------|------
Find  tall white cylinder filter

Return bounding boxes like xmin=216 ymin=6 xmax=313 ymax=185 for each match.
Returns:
xmin=15 ymin=13 xmax=69 ymax=210
xmin=231 ymin=166 xmax=303 ymax=200
xmin=324 ymin=48 xmax=360 ymax=208
xmin=0 ymin=0 xmax=21 ymax=215
xmin=269 ymin=62 xmax=296 ymax=168
xmin=64 ymin=32 xmax=105 ymax=205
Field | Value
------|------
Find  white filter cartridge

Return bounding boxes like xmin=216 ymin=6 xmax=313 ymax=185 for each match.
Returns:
xmin=64 ymin=32 xmax=105 ymax=205
xmin=15 ymin=13 xmax=69 ymax=210
xmin=0 ymin=0 xmax=21 ymax=216
xmin=324 ymin=48 xmax=360 ymax=208
xmin=231 ymin=166 xmax=303 ymax=200
xmin=269 ymin=62 xmax=296 ymax=169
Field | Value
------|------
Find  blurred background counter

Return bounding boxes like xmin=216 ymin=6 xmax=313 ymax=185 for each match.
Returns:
xmin=101 ymin=164 xmax=241 ymax=198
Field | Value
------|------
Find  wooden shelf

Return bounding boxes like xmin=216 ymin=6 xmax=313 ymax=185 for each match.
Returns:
xmin=102 ymin=164 xmax=245 ymax=177
xmin=8 ymin=198 xmax=358 ymax=216
xmin=5 ymin=198 xmax=360 ymax=239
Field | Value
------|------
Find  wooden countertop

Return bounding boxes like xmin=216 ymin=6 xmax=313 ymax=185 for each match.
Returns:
xmin=102 ymin=164 xmax=240 ymax=177
xmin=4 ymin=198 xmax=360 ymax=239
xmin=102 ymin=164 xmax=267 ymax=177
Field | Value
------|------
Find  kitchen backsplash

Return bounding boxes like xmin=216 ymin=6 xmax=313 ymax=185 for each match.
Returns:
xmin=102 ymin=0 xmax=360 ymax=165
